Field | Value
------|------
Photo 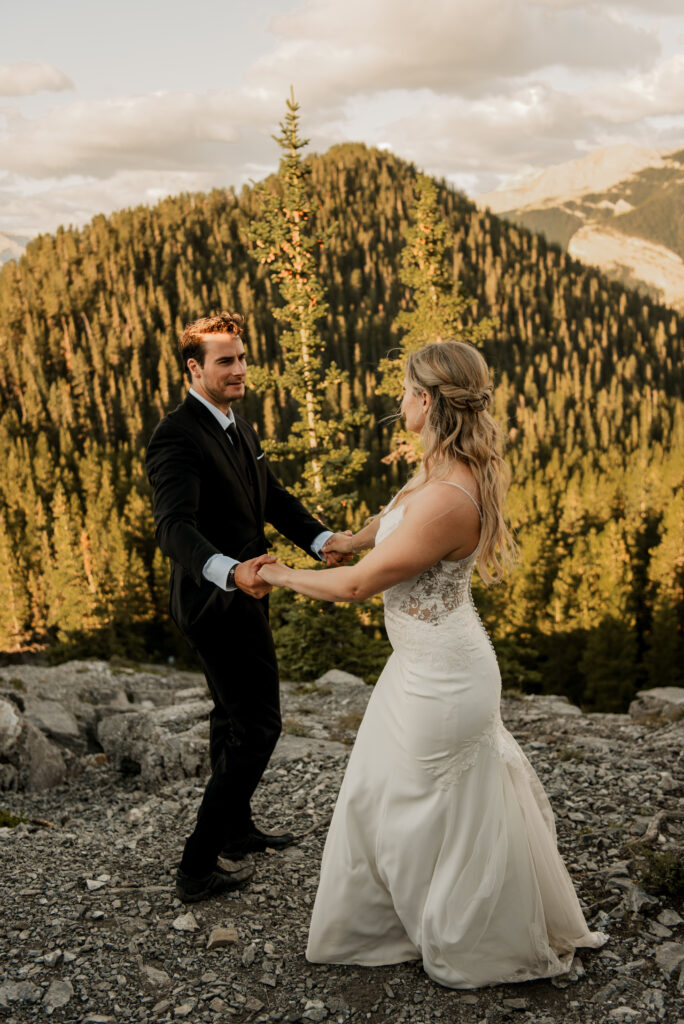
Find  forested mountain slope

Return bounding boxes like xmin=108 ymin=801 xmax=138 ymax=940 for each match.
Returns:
xmin=0 ymin=143 xmax=681 ymax=709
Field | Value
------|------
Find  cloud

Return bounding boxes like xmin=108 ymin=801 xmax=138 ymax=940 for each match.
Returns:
xmin=0 ymin=61 xmax=73 ymax=98
xmin=583 ymin=54 xmax=684 ymax=124
xmin=371 ymin=84 xmax=586 ymax=184
xmin=252 ymin=0 xmax=659 ymax=103
xmin=0 ymin=168 xmax=239 ymax=237
xmin=528 ymin=0 xmax=682 ymax=11
xmin=0 ymin=90 xmax=277 ymax=178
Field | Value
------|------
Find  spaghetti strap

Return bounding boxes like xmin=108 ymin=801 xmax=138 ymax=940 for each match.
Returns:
xmin=435 ymin=480 xmax=483 ymax=518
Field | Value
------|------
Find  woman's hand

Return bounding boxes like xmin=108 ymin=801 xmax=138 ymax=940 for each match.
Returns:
xmin=322 ymin=531 xmax=354 ymax=564
xmin=257 ymin=561 xmax=292 ymax=587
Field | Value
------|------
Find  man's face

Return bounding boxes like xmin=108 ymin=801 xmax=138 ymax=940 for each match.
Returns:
xmin=188 ymin=334 xmax=247 ymax=410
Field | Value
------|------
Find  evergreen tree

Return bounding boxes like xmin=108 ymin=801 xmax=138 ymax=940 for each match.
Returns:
xmin=248 ymin=89 xmax=367 ymax=521
xmin=378 ymin=173 xmax=497 ymax=463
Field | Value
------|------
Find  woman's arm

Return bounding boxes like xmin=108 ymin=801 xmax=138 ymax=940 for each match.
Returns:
xmin=259 ymin=485 xmax=480 ymax=602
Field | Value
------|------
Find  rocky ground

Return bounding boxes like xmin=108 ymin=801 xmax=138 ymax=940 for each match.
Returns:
xmin=0 ymin=660 xmax=683 ymax=1024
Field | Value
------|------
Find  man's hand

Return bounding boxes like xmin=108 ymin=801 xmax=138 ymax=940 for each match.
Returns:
xmin=322 ymin=531 xmax=354 ymax=566
xmin=234 ymin=555 xmax=277 ymax=598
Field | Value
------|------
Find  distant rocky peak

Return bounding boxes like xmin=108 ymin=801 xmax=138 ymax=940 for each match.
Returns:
xmin=478 ymin=144 xmax=672 ymax=215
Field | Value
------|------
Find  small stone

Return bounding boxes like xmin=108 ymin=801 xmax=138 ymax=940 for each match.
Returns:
xmin=82 ymin=1017 xmax=116 ymax=1023
xmin=263 ymin=941 xmax=276 ymax=954
xmin=152 ymin=1001 xmax=171 ymax=1015
xmin=628 ymin=883 xmax=658 ymax=914
xmin=172 ymin=912 xmax=199 ymax=932
xmin=502 ymin=998 xmax=528 ymax=1010
xmin=649 ymin=920 xmax=674 ymax=940
xmin=302 ymin=999 xmax=328 ymax=1022
xmin=242 ymin=942 xmax=257 ymax=967
xmin=0 ymin=981 xmax=32 ymax=1006
xmin=244 ymin=996 xmax=264 ymax=1012
xmin=43 ymin=979 xmax=74 ymax=1012
xmin=209 ymin=997 xmax=226 ymax=1011
xmin=143 ymin=965 xmax=172 ymax=988
xmin=655 ymin=942 xmax=684 ymax=977
xmin=91 ymin=910 xmax=105 ymax=920
xmin=12 ymin=981 xmax=43 ymax=1003
xmin=207 ymin=925 xmax=238 ymax=949
xmin=259 ymin=973 xmax=277 ymax=987
xmin=384 ymin=983 xmax=394 ymax=998
xmin=42 ymin=949 xmax=63 ymax=967
xmin=609 ymin=1008 xmax=641 ymax=1022
xmin=128 ymin=807 xmax=145 ymax=825
xmin=460 ymin=994 xmax=478 ymax=1004
xmin=658 ymin=909 xmax=683 ymax=927
xmin=86 ymin=878 xmax=107 ymax=891
xmin=659 ymin=771 xmax=680 ymax=792
xmin=174 ymin=1000 xmax=197 ymax=1017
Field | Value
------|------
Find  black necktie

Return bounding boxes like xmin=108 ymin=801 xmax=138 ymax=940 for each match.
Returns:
xmin=226 ymin=422 xmax=240 ymax=450
xmin=226 ymin=421 xmax=249 ymax=477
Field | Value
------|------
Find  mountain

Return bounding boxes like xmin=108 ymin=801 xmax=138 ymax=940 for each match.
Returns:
xmin=0 ymin=143 xmax=681 ymax=709
xmin=0 ymin=232 xmax=29 ymax=265
xmin=477 ymin=145 xmax=684 ymax=309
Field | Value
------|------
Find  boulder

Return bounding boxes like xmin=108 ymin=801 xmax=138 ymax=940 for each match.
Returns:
xmin=315 ymin=669 xmax=366 ymax=687
xmin=0 ymin=661 xmax=208 ymax=755
xmin=23 ymin=697 xmax=84 ymax=753
xmin=0 ymin=697 xmax=67 ymax=791
xmin=97 ymin=699 xmax=211 ymax=785
xmin=629 ymin=687 xmax=684 ymax=722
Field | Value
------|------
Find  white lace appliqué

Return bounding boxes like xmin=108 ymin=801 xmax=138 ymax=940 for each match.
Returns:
xmin=417 ymin=706 xmax=504 ymax=789
xmin=395 ymin=559 xmax=474 ymax=624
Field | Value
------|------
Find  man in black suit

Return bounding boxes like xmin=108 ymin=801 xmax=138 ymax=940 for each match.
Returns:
xmin=146 ymin=312 xmax=348 ymax=902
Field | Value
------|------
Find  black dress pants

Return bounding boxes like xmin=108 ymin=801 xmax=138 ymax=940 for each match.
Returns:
xmin=179 ymin=593 xmax=281 ymax=877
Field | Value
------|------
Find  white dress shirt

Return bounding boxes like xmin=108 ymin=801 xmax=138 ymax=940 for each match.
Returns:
xmin=188 ymin=389 xmax=332 ymax=591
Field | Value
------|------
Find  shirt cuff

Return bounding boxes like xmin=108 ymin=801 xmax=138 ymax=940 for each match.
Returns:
xmin=311 ymin=530 xmax=333 ymax=561
xmin=202 ymin=553 xmax=239 ymax=591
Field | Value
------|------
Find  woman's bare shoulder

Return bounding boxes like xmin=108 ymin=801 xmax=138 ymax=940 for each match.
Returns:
xmin=401 ymin=478 xmax=481 ymax=526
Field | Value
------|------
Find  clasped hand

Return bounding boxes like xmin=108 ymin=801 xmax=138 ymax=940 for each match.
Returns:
xmin=254 ymin=531 xmax=356 ymax=590
xmin=321 ymin=531 xmax=354 ymax=565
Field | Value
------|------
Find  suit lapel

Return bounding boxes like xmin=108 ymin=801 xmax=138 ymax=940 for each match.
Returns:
xmin=234 ymin=415 xmax=265 ymax=510
xmin=184 ymin=397 xmax=259 ymax=516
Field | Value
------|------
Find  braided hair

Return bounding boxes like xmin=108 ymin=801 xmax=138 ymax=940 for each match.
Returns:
xmin=404 ymin=341 xmax=518 ymax=584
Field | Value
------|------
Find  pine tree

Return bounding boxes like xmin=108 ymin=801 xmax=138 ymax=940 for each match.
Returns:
xmin=378 ymin=173 xmax=497 ymax=463
xmin=248 ymin=89 xmax=367 ymax=522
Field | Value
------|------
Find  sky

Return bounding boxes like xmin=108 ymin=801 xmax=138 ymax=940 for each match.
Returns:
xmin=2 ymin=0 xmax=684 ymax=237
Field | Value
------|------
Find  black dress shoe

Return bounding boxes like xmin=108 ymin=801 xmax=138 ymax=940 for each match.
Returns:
xmin=221 ymin=826 xmax=295 ymax=860
xmin=175 ymin=861 xmax=253 ymax=903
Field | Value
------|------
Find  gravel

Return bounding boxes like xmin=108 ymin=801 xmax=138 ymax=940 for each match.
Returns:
xmin=0 ymin=661 xmax=682 ymax=1024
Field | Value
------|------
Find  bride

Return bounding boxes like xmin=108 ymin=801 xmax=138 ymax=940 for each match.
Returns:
xmin=257 ymin=341 xmax=606 ymax=989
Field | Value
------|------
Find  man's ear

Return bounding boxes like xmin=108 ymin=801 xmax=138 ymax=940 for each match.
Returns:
xmin=186 ymin=358 xmax=199 ymax=379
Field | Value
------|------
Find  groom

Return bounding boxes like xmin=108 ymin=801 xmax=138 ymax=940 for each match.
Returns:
xmin=146 ymin=312 xmax=349 ymax=903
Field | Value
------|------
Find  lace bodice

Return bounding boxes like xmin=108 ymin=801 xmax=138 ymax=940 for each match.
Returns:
xmin=376 ymin=500 xmax=479 ymax=627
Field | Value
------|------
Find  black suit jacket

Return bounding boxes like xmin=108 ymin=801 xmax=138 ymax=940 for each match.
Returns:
xmin=145 ymin=395 xmax=324 ymax=637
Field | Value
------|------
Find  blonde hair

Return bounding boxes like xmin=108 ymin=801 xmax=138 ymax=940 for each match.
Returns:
xmin=404 ymin=341 xmax=519 ymax=585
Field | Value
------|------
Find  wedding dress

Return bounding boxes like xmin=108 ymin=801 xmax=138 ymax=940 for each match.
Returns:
xmin=306 ymin=484 xmax=607 ymax=988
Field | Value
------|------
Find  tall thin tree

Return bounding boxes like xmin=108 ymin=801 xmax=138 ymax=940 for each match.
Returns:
xmin=379 ymin=173 xmax=497 ymax=463
xmin=249 ymin=88 xmax=367 ymax=519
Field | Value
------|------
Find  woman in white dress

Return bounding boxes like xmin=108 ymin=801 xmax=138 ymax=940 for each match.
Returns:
xmin=257 ymin=341 xmax=606 ymax=989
